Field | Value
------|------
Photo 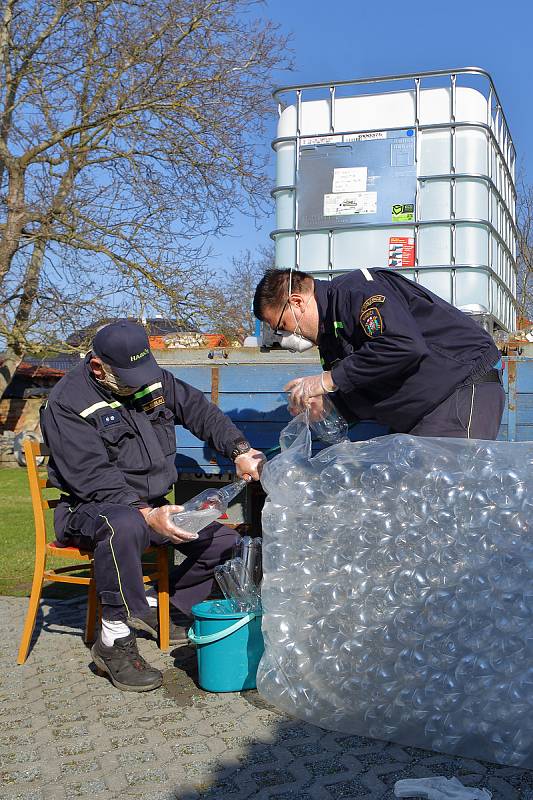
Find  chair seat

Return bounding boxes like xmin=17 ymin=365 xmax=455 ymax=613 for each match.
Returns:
xmin=18 ymin=436 xmax=171 ymax=664
xmin=47 ymin=540 xmax=161 ymax=559
xmin=47 ymin=541 xmax=93 ymax=560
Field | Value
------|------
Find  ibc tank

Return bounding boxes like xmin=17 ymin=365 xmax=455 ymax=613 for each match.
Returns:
xmin=272 ymin=68 xmax=517 ymax=332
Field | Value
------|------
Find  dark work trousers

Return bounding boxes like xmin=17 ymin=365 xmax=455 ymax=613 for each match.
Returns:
xmin=54 ymin=502 xmax=239 ymax=622
xmin=408 ymin=377 xmax=505 ymax=439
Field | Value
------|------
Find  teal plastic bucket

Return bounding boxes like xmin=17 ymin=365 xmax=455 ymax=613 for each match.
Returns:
xmin=188 ymin=599 xmax=264 ymax=692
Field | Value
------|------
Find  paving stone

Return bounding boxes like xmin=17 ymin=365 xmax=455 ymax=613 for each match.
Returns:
xmin=261 ymin=793 xmax=315 ymax=800
xmin=109 ymin=733 xmax=150 ymax=749
xmin=305 ymin=756 xmax=350 ymax=778
xmin=221 ymin=736 xmax=257 ymax=751
xmin=50 ymin=724 xmax=91 ymax=738
xmin=251 ymin=768 xmax=299 ymax=787
xmin=238 ymin=745 xmax=281 ymax=765
xmin=2 ymin=790 xmax=45 ymax=800
xmin=55 ymin=741 xmax=97 ymax=757
xmin=62 ymin=778 xmax=109 ymax=797
xmin=125 ymin=767 xmax=170 ymax=786
xmin=3 ymin=595 xmax=533 ymax=800
xmin=1 ymin=766 xmax=43 ymax=784
xmin=0 ymin=749 xmax=41 ymax=764
xmin=322 ymin=778 xmax=373 ymax=799
xmin=286 ymin=741 xmax=328 ymax=758
xmin=180 ymin=761 xmax=215 ymax=782
xmin=0 ymin=733 xmax=37 ymax=748
xmin=191 ymin=777 xmax=241 ymax=797
xmin=172 ymin=741 xmax=211 ymax=756
xmin=59 ymin=757 xmax=99 ymax=775
xmin=118 ymin=750 xmax=158 ymax=766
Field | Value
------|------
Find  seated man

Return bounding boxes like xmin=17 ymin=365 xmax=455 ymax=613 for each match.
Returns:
xmin=41 ymin=320 xmax=265 ymax=692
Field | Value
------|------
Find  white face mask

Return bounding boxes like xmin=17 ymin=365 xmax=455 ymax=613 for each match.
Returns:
xmin=97 ymin=363 xmax=139 ymax=396
xmin=278 ymin=295 xmax=314 ymax=353
xmin=278 ymin=332 xmax=314 ymax=353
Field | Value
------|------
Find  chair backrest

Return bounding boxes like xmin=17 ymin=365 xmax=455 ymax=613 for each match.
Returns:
xmin=23 ymin=439 xmax=59 ymax=551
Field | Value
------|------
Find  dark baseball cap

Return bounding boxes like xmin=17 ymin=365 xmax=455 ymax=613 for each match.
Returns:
xmin=92 ymin=320 xmax=161 ymax=387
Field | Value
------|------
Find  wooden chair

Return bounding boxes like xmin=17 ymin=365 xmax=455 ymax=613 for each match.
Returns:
xmin=17 ymin=439 xmax=170 ymax=664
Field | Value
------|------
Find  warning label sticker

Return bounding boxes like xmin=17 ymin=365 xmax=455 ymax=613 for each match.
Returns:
xmin=332 ymin=167 xmax=367 ymax=193
xmin=392 ymin=203 xmax=414 ymax=222
xmin=388 ymin=236 xmax=415 ymax=268
xmin=324 ymin=191 xmax=377 ymax=217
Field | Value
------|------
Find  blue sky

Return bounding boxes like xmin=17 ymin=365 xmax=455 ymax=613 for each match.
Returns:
xmin=213 ymin=0 xmax=532 ymax=271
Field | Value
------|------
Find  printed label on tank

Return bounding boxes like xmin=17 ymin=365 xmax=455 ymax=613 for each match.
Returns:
xmin=332 ymin=167 xmax=367 ymax=193
xmin=298 ymin=129 xmax=416 ymax=229
xmin=324 ymin=191 xmax=377 ymax=217
xmin=392 ymin=203 xmax=414 ymax=222
xmin=391 ymin=140 xmax=415 ymax=167
xmin=388 ymin=236 xmax=415 ymax=267
xmin=300 ymin=134 xmax=343 ymax=146
xmin=344 ymin=131 xmax=387 ymax=142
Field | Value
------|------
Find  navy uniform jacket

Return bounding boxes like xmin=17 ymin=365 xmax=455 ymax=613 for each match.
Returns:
xmin=41 ymin=357 xmax=245 ymax=510
xmin=316 ymin=269 xmax=500 ymax=433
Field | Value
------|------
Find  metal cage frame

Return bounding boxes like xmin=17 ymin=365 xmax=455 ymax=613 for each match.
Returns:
xmin=270 ymin=67 xmax=517 ymax=332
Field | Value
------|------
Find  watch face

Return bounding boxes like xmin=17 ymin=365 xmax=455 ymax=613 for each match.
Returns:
xmin=232 ymin=442 xmax=251 ymax=459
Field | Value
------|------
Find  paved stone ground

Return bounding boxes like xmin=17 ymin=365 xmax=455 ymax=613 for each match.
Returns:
xmin=2 ymin=595 xmax=533 ymax=800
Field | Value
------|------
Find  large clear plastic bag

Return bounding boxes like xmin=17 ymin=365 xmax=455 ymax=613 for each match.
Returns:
xmin=258 ymin=415 xmax=533 ymax=767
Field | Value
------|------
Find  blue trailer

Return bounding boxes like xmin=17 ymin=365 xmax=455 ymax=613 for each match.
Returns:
xmin=500 ymin=342 xmax=533 ymax=442
xmin=159 ymin=341 xmax=531 ymax=524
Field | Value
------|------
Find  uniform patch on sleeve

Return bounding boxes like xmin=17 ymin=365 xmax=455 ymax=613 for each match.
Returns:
xmin=360 ymin=294 xmax=385 ymax=313
xmin=100 ymin=411 xmax=121 ymax=427
xmin=360 ymin=307 xmax=384 ymax=338
xmin=142 ymin=395 xmax=165 ymax=412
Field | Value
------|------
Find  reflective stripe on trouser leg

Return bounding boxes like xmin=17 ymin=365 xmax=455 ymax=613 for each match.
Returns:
xmin=406 ymin=382 xmax=505 ymax=439
xmin=98 ymin=514 xmax=130 ymax=617
xmin=55 ymin=501 xmax=153 ymax=621
xmin=90 ymin=505 xmax=151 ymax=621
xmin=466 ymin=384 xmax=476 ymax=439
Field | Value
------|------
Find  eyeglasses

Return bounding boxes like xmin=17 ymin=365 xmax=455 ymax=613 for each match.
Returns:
xmin=273 ymin=269 xmax=293 ymax=336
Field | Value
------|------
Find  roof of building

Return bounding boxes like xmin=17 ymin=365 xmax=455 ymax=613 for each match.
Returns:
xmin=66 ymin=317 xmax=198 ymax=347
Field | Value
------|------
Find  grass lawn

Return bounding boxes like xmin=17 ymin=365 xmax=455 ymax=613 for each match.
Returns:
xmin=0 ymin=466 xmax=172 ymax=598
xmin=0 ymin=466 xmax=78 ymax=597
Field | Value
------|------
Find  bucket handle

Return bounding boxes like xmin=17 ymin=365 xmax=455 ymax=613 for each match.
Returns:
xmin=188 ymin=612 xmax=257 ymax=646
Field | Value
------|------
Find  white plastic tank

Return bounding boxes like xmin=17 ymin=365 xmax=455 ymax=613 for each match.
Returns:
xmin=272 ymin=68 xmax=517 ymax=331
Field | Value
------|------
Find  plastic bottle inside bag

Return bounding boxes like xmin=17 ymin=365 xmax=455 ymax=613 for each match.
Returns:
xmin=171 ymin=479 xmax=247 ymax=535
xmin=308 ymin=396 xmax=348 ymax=445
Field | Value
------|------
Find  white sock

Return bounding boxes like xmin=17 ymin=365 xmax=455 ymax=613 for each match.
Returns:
xmin=146 ymin=594 xmax=158 ymax=608
xmin=101 ymin=618 xmax=131 ymax=647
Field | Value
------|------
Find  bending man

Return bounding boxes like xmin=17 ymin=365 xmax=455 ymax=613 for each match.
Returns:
xmin=253 ymin=268 xmax=504 ymax=439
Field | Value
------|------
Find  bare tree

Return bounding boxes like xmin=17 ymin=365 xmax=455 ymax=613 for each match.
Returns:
xmin=517 ymin=174 xmax=533 ymax=324
xmin=203 ymin=246 xmax=272 ymax=343
xmin=0 ymin=0 xmax=290 ymax=394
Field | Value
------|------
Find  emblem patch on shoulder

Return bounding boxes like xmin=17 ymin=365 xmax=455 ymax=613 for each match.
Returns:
xmin=100 ymin=411 xmax=121 ymax=427
xmin=360 ymin=294 xmax=385 ymax=313
xmin=360 ymin=307 xmax=383 ymax=337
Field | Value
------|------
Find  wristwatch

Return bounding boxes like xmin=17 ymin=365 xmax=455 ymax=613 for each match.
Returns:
xmin=230 ymin=439 xmax=252 ymax=461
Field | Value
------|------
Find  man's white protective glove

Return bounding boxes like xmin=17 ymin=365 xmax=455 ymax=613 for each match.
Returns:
xmin=284 ymin=371 xmax=336 ymax=413
xmin=394 ymin=776 xmax=492 ymax=800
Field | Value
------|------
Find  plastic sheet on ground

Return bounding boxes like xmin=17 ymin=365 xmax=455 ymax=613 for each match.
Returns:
xmin=257 ymin=415 xmax=533 ymax=767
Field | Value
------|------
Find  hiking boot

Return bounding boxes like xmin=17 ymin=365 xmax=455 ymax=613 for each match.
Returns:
xmin=91 ymin=631 xmax=163 ymax=692
xmin=127 ymin=607 xmax=191 ymax=646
